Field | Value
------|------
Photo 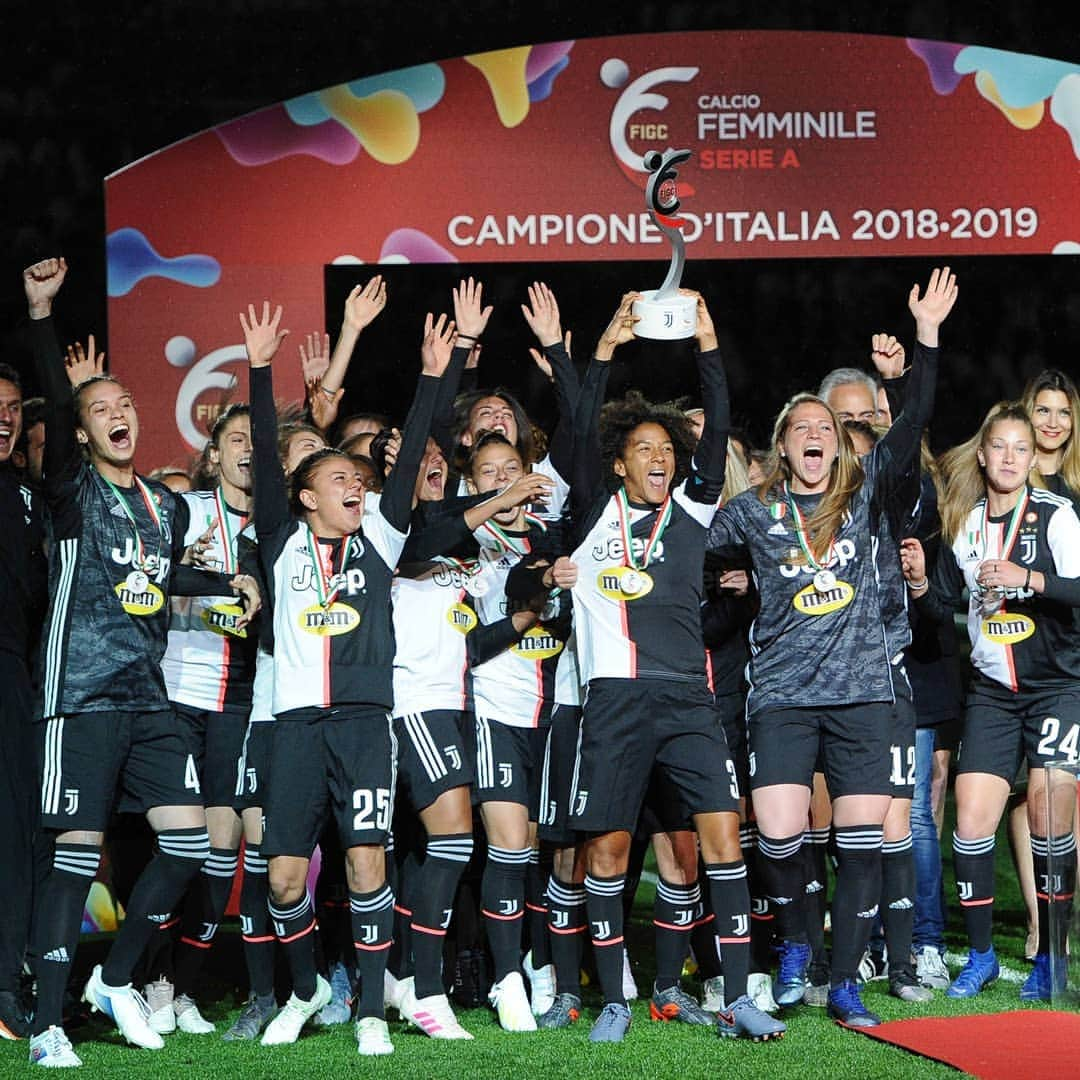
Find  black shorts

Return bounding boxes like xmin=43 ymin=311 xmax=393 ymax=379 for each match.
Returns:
xmin=715 ymin=690 xmax=750 ymax=799
xmin=469 ymin=715 xmax=548 ymax=816
xmin=261 ymin=708 xmax=397 ymax=858
xmin=538 ymin=704 xmax=582 ymax=846
xmin=393 ymin=710 xmax=473 ymax=812
xmin=173 ymin=702 xmax=248 ymax=810
xmin=235 ymin=721 xmax=273 ymax=811
xmin=889 ymin=675 xmax=917 ymax=799
xmin=956 ymin=676 xmax=1080 ymax=784
xmin=38 ymin=709 xmax=203 ymax=832
xmin=570 ymin=679 xmax=739 ymax=835
xmin=748 ymin=701 xmax=894 ymax=798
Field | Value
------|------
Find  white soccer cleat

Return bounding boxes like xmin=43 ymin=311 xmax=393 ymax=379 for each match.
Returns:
xmin=355 ymin=1016 xmax=394 ymax=1056
xmin=400 ymin=983 xmax=473 ymax=1040
xmin=622 ymin=948 xmax=640 ymax=1002
xmin=81 ymin=965 xmax=163 ymax=1050
xmin=384 ymin=970 xmax=409 ymax=1015
xmin=174 ymin=993 xmax=216 ymax=1034
xmin=144 ymin=978 xmax=176 ymax=1036
xmin=747 ymin=972 xmax=780 ymax=1014
xmin=28 ymin=1026 xmax=82 ymax=1068
xmin=259 ymin=975 xmax=332 ymax=1046
xmin=522 ymin=950 xmax=557 ymax=1016
xmin=488 ymin=972 xmax=537 ymax=1032
xmin=701 ymin=975 xmax=726 ymax=1012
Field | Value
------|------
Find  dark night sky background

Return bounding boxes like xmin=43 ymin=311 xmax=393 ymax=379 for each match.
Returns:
xmin=3 ymin=0 xmax=1079 ymax=455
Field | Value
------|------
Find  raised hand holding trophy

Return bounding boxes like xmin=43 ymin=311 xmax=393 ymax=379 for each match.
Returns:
xmin=632 ymin=148 xmax=697 ymax=340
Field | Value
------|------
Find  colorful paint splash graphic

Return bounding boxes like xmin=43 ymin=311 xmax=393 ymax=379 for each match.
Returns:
xmin=909 ymin=40 xmax=1080 ymax=153
xmin=215 ymin=45 xmax=573 ymax=166
xmin=107 ymin=228 xmax=221 ymax=298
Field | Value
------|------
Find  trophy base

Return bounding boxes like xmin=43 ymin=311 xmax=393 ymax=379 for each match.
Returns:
xmin=632 ymin=290 xmax=696 ymax=340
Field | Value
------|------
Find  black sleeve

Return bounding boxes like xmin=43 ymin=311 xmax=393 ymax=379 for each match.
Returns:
xmin=249 ymin=364 xmax=291 ymax=543
xmin=1040 ymin=574 xmax=1080 ymax=607
xmin=467 ymin=615 xmax=526 ymax=667
xmin=913 ymin=539 xmax=966 ymax=625
xmin=685 ymin=346 xmax=729 ymax=505
xmin=379 ymin=373 xmax=441 ymax=533
xmin=569 ymin=357 xmax=611 ymax=536
xmin=429 ymin=344 xmax=473 ymax=461
xmin=541 ymin=339 xmax=580 ymax=482
xmin=29 ymin=316 xmax=82 ymax=485
xmin=872 ymin=341 xmax=938 ymax=497
xmin=170 ymin=565 xmax=237 ymax=597
xmin=399 ymin=494 xmax=486 ymax=564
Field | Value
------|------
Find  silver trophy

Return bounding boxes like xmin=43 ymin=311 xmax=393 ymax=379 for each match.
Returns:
xmin=633 ymin=148 xmax=697 ymax=340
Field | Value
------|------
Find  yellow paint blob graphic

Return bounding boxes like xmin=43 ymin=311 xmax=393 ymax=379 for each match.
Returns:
xmin=975 ymin=70 xmax=1045 ymax=130
xmin=318 ymin=85 xmax=420 ymax=164
xmin=465 ymin=46 xmax=532 ymax=128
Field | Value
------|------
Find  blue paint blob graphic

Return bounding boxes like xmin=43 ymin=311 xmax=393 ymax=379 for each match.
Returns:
xmin=107 ymin=228 xmax=221 ymax=298
xmin=955 ymin=47 xmax=1080 ymax=108
xmin=528 ymin=55 xmax=570 ymax=103
xmin=347 ymin=64 xmax=446 ymax=111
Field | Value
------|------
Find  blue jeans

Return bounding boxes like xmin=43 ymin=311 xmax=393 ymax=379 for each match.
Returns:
xmin=911 ymin=725 xmax=946 ymax=951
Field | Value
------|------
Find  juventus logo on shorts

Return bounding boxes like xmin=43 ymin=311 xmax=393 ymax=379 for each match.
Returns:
xmin=444 ymin=746 xmax=462 ymax=771
xmin=63 ymin=789 xmax=79 ymax=816
xmin=498 ymin=763 xmax=513 ymax=788
xmin=574 ymin=791 xmax=588 ymax=816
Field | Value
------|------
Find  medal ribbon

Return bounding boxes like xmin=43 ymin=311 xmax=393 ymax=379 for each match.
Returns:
xmin=213 ymin=488 xmax=247 ymax=574
xmin=101 ymin=473 xmax=165 ymax=571
xmin=615 ymin=489 xmax=672 ymax=571
xmin=306 ymin=526 xmax=349 ymax=609
xmin=980 ymin=488 xmax=1028 ymax=563
xmin=782 ymin=482 xmax=835 ymax=571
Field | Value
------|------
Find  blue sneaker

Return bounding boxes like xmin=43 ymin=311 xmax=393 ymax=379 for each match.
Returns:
xmin=1020 ymin=954 xmax=1066 ymax=1001
xmin=773 ymin=941 xmax=811 ymax=1007
xmin=589 ymin=1002 xmax=632 ymax=1043
xmin=946 ymin=947 xmax=999 ymax=999
xmin=314 ymin=961 xmax=353 ymax=1026
xmin=826 ymin=979 xmax=881 ymax=1027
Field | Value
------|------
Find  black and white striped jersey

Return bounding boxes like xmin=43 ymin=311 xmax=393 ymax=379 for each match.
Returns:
xmin=924 ymin=486 xmax=1080 ymax=692
xmin=161 ymin=488 xmax=257 ymax=714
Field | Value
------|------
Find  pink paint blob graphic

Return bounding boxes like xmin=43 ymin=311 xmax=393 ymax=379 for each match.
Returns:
xmin=526 ymin=40 xmax=574 ymax=83
xmin=215 ymin=105 xmax=361 ymax=166
xmin=907 ymin=39 xmax=967 ymax=95
xmin=379 ymin=228 xmax=458 ymax=263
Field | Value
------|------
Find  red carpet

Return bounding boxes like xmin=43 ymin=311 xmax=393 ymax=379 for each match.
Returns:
xmin=854 ymin=1011 xmax=1080 ymax=1078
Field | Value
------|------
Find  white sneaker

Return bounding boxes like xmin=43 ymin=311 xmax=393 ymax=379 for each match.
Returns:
xmin=174 ymin=993 xmax=215 ymax=1034
xmin=488 ymin=972 xmax=537 ymax=1032
xmin=28 ymin=1026 xmax=82 ymax=1068
xmin=355 ymin=1016 xmax=394 ymax=1056
xmin=747 ymin=972 xmax=780 ymax=1014
xmin=522 ymin=950 xmax=556 ymax=1016
xmin=622 ymin=948 xmax=639 ymax=1002
xmin=701 ymin=975 xmax=726 ymax=1011
xmin=384 ymin=970 xmax=408 ymax=1015
xmin=260 ymin=975 xmax=332 ymax=1046
xmin=915 ymin=946 xmax=951 ymax=990
xmin=400 ymin=983 xmax=473 ymax=1040
xmin=144 ymin=978 xmax=175 ymax=1036
xmin=81 ymin=965 xmax=163 ymax=1050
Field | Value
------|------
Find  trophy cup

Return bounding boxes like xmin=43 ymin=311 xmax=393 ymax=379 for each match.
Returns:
xmin=633 ymin=148 xmax=697 ymax=340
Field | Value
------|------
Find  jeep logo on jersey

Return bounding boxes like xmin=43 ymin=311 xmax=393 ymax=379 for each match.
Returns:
xmin=791 ymin=580 xmax=854 ymax=616
xmin=592 ymin=535 xmax=665 ymax=564
xmin=111 ymin=539 xmax=171 ymax=582
xmin=299 ymin=601 xmax=361 ymax=636
xmin=512 ymin=625 xmax=564 ymax=660
xmin=202 ymin=603 xmax=248 ymax=638
xmin=291 ymin=564 xmax=367 ymax=594
xmin=114 ymin=581 xmax=165 ymax=616
xmin=779 ymin=537 xmax=856 ymax=579
xmin=597 ymin=565 xmax=656 ymax=601
xmin=447 ymin=602 xmax=478 ymax=634
xmin=981 ymin=613 xmax=1036 ymax=644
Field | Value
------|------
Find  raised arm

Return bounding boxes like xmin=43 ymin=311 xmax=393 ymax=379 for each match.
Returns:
xmin=240 ymin=301 xmax=292 ymax=541
xmin=680 ymin=289 xmax=728 ymax=504
xmin=23 ymin=258 xmax=81 ymax=481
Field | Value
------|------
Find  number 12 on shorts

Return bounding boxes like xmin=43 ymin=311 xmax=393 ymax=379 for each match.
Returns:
xmin=353 ymin=788 xmax=391 ymax=833
xmin=889 ymin=745 xmax=915 ymax=787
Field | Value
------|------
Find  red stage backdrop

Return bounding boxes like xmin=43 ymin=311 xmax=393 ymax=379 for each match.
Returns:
xmin=104 ymin=30 xmax=1080 ymax=468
